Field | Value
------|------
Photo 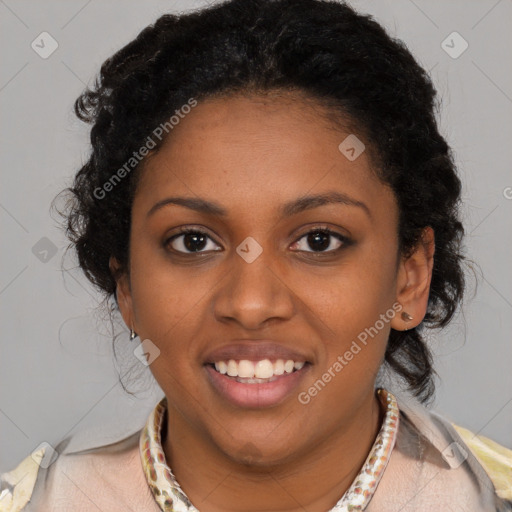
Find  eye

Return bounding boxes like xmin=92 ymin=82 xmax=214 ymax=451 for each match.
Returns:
xmin=165 ymin=226 xmax=351 ymax=256
xmin=165 ymin=228 xmax=222 ymax=254
xmin=291 ymin=227 xmax=351 ymax=253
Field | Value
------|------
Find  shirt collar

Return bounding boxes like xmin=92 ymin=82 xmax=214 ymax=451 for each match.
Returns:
xmin=139 ymin=388 xmax=399 ymax=512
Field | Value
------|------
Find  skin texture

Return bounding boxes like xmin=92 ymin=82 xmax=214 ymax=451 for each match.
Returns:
xmin=113 ymin=92 xmax=435 ymax=512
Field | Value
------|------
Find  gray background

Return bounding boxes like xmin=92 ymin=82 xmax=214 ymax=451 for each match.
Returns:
xmin=1 ymin=0 xmax=511 ymax=472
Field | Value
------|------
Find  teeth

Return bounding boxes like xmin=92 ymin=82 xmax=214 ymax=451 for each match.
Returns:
xmin=254 ymin=360 xmax=274 ymax=379
xmin=216 ymin=361 xmax=227 ymax=374
xmin=227 ymin=360 xmax=238 ymax=377
xmin=284 ymin=360 xmax=294 ymax=373
xmin=238 ymin=360 xmax=255 ymax=378
xmin=274 ymin=359 xmax=284 ymax=375
xmin=213 ymin=358 xmax=306 ymax=378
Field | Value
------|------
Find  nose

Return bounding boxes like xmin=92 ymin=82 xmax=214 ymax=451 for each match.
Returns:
xmin=212 ymin=247 xmax=295 ymax=330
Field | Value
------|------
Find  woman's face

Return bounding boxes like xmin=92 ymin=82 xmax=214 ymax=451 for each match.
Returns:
xmin=115 ymin=93 xmax=427 ymax=465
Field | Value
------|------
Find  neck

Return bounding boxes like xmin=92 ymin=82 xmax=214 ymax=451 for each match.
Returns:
xmin=162 ymin=390 xmax=383 ymax=512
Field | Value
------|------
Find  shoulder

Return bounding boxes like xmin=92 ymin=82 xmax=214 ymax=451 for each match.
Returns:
xmin=0 ymin=446 xmax=45 ymax=512
xmin=424 ymin=406 xmax=511 ymax=505
xmin=371 ymin=389 xmax=512 ymax=511
xmin=0 ymin=431 xmax=159 ymax=512
xmin=452 ymin=422 xmax=512 ymax=501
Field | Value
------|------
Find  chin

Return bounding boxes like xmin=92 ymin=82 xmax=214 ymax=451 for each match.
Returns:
xmin=219 ymin=435 xmax=302 ymax=469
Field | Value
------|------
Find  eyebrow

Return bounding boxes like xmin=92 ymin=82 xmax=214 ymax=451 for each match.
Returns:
xmin=146 ymin=191 xmax=371 ymax=219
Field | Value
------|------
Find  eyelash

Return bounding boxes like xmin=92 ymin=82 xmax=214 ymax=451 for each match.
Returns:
xmin=164 ymin=226 xmax=352 ymax=256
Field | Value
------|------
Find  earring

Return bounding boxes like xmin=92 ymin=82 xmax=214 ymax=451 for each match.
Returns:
xmin=401 ymin=311 xmax=413 ymax=322
xmin=401 ymin=311 xmax=414 ymax=330
xmin=130 ymin=328 xmax=137 ymax=341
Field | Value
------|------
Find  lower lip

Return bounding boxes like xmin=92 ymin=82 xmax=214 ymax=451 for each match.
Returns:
xmin=204 ymin=364 xmax=310 ymax=408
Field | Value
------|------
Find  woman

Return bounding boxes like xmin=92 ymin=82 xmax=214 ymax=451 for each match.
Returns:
xmin=1 ymin=0 xmax=510 ymax=510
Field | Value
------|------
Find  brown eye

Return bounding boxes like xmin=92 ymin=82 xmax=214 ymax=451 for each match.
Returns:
xmin=291 ymin=228 xmax=351 ymax=253
xmin=166 ymin=229 xmax=222 ymax=254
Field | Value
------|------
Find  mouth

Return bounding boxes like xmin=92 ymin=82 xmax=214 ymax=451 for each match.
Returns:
xmin=204 ymin=358 xmax=311 ymax=408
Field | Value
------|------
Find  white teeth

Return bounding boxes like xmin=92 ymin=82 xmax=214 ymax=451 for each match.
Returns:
xmin=284 ymin=360 xmax=294 ymax=373
xmin=227 ymin=359 xmax=238 ymax=377
xmin=273 ymin=359 xmax=285 ymax=375
xmin=212 ymin=358 xmax=306 ymax=378
xmin=238 ymin=360 xmax=255 ymax=378
xmin=254 ymin=360 xmax=274 ymax=379
xmin=215 ymin=361 xmax=227 ymax=374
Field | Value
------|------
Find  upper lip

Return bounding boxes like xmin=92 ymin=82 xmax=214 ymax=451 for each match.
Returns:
xmin=203 ymin=340 xmax=311 ymax=364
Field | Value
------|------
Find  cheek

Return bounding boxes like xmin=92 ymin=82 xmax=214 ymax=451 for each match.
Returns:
xmin=304 ymin=251 xmax=397 ymax=328
xmin=127 ymin=245 xmax=209 ymax=353
xmin=128 ymin=260 xmax=205 ymax=396
xmin=301 ymin=274 xmax=394 ymax=413
xmin=302 ymin=247 xmax=398 ymax=372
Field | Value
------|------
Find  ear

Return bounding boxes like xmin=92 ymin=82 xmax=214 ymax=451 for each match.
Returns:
xmin=391 ymin=227 xmax=435 ymax=331
xmin=109 ymin=256 xmax=135 ymax=332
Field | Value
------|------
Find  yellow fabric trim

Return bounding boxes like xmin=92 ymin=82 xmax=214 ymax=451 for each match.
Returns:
xmin=453 ymin=423 xmax=512 ymax=501
xmin=0 ymin=448 xmax=44 ymax=512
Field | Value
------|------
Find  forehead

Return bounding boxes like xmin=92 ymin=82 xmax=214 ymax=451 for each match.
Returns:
xmin=134 ymin=93 xmax=394 ymax=220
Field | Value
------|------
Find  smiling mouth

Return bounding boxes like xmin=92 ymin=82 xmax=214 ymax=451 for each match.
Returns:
xmin=204 ymin=359 xmax=311 ymax=408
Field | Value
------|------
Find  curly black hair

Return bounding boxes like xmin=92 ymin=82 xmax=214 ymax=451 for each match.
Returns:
xmin=61 ymin=0 xmax=465 ymax=403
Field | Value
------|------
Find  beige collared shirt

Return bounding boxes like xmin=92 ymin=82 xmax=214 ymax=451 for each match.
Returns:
xmin=1 ymin=389 xmax=510 ymax=511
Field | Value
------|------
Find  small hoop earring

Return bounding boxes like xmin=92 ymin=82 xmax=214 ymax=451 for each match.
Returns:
xmin=130 ymin=328 xmax=137 ymax=341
